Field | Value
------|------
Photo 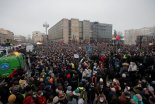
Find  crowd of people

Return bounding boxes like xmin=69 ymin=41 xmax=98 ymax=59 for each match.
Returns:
xmin=0 ymin=41 xmax=155 ymax=104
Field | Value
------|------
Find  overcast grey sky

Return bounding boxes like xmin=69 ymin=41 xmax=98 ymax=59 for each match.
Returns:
xmin=0 ymin=0 xmax=155 ymax=37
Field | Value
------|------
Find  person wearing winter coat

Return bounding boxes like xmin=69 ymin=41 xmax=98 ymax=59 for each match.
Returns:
xmin=128 ymin=62 xmax=138 ymax=72
xmin=35 ymin=90 xmax=46 ymax=104
xmin=23 ymin=86 xmax=35 ymax=104
xmin=128 ymin=62 xmax=138 ymax=86
xmin=94 ymin=93 xmax=108 ymax=104
xmin=132 ymin=94 xmax=144 ymax=104
xmin=46 ymin=95 xmax=53 ymax=104
xmin=118 ymin=92 xmax=131 ymax=104
xmin=66 ymin=86 xmax=73 ymax=104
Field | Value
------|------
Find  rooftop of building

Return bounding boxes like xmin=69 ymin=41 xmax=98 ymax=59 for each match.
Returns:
xmin=0 ymin=28 xmax=14 ymax=35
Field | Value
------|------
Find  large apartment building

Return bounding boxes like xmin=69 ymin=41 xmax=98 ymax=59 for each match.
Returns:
xmin=125 ymin=26 xmax=155 ymax=45
xmin=32 ymin=31 xmax=45 ymax=44
xmin=48 ymin=18 xmax=112 ymax=43
xmin=0 ymin=28 xmax=14 ymax=45
xmin=14 ymin=35 xmax=26 ymax=43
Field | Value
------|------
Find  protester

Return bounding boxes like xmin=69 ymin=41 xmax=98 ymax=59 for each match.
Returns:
xmin=0 ymin=41 xmax=155 ymax=104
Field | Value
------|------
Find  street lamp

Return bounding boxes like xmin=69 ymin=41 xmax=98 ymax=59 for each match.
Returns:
xmin=43 ymin=22 xmax=49 ymax=43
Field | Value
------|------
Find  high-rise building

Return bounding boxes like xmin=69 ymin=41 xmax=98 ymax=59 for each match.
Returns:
xmin=48 ymin=18 xmax=112 ymax=43
xmin=124 ymin=26 xmax=155 ymax=45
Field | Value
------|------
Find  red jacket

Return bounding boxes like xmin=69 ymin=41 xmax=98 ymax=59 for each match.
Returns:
xmin=100 ymin=55 xmax=106 ymax=62
xmin=35 ymin=95 xmax=46 ymax=104
xmin=23 ymin=96 xmax=34 ymax=104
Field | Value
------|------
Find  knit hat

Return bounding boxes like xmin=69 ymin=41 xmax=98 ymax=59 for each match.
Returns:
xmin=66 ymin=73 xmax=71 ymax=79
xmin=8 ymin=94 xmax=16 ymax=103
xmin=39 ymin=77 xmax=44 ymax=82
xmin=52 ymin=96 xmax=59 ymax=104
xmin=99 ymin=78 xmax=103 ymax=83
xmin=74 ymin=88 xmax=80 ymax=93
xmin=73 ymin=88 xmax=80 ymax=96
xmin=122 ymin=73 xmax=126 ymax=78
xmin=71 ymin=63 xmax=75 ymax=69
xmin=48 ymin=77 xmax=54 ymax=84
xmin=67 ymin=86 xmax=72 ymax=91
xmin=113 ymin=78 xmax=117 ymax=83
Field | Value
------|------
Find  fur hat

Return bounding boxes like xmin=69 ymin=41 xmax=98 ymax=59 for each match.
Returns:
xmin=19 ymin=79 xmax=28 ymax=88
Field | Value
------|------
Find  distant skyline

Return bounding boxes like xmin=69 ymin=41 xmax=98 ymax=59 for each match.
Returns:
xmin=0 ymin=0 xmax=155 ymax=37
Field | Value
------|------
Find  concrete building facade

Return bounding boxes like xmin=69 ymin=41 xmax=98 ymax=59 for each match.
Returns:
xmin=70 ymin=19 xmax=80 ymax=42
xmin=48 ymin=19 xmax=69 ymax=43
xmin=136 ymin=34 xmax=155 ymax=46
xmin=32 ymin=31 xmax=44 ymax=44
xmin=83 ymin=20 xmax=92 ymax=40
xmin=91 ymin=22 xmax=112 ymax=42
xmin=48 ymin=18 xmax=112 ymax=43
xmin=14 ymin=35 xmax=26 ymax=43
xmin=125 ymin=26 xmax=155 ymax=45
xmin=0 ymin=28 xmax=14 ymax=45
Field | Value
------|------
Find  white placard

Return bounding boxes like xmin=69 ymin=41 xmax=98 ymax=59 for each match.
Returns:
xmin=74 ymin=54 xmax=79 ymax=58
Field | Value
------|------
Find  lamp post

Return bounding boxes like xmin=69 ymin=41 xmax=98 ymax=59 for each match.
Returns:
xmin=139 ymin=36 xmax=143 ymax=50
xmin=43 ymin=22 xmax=49 ymax=43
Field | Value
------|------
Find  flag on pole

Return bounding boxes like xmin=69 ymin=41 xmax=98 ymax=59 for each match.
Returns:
xmin=116 ymin=35 xmax=121 ymax=40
